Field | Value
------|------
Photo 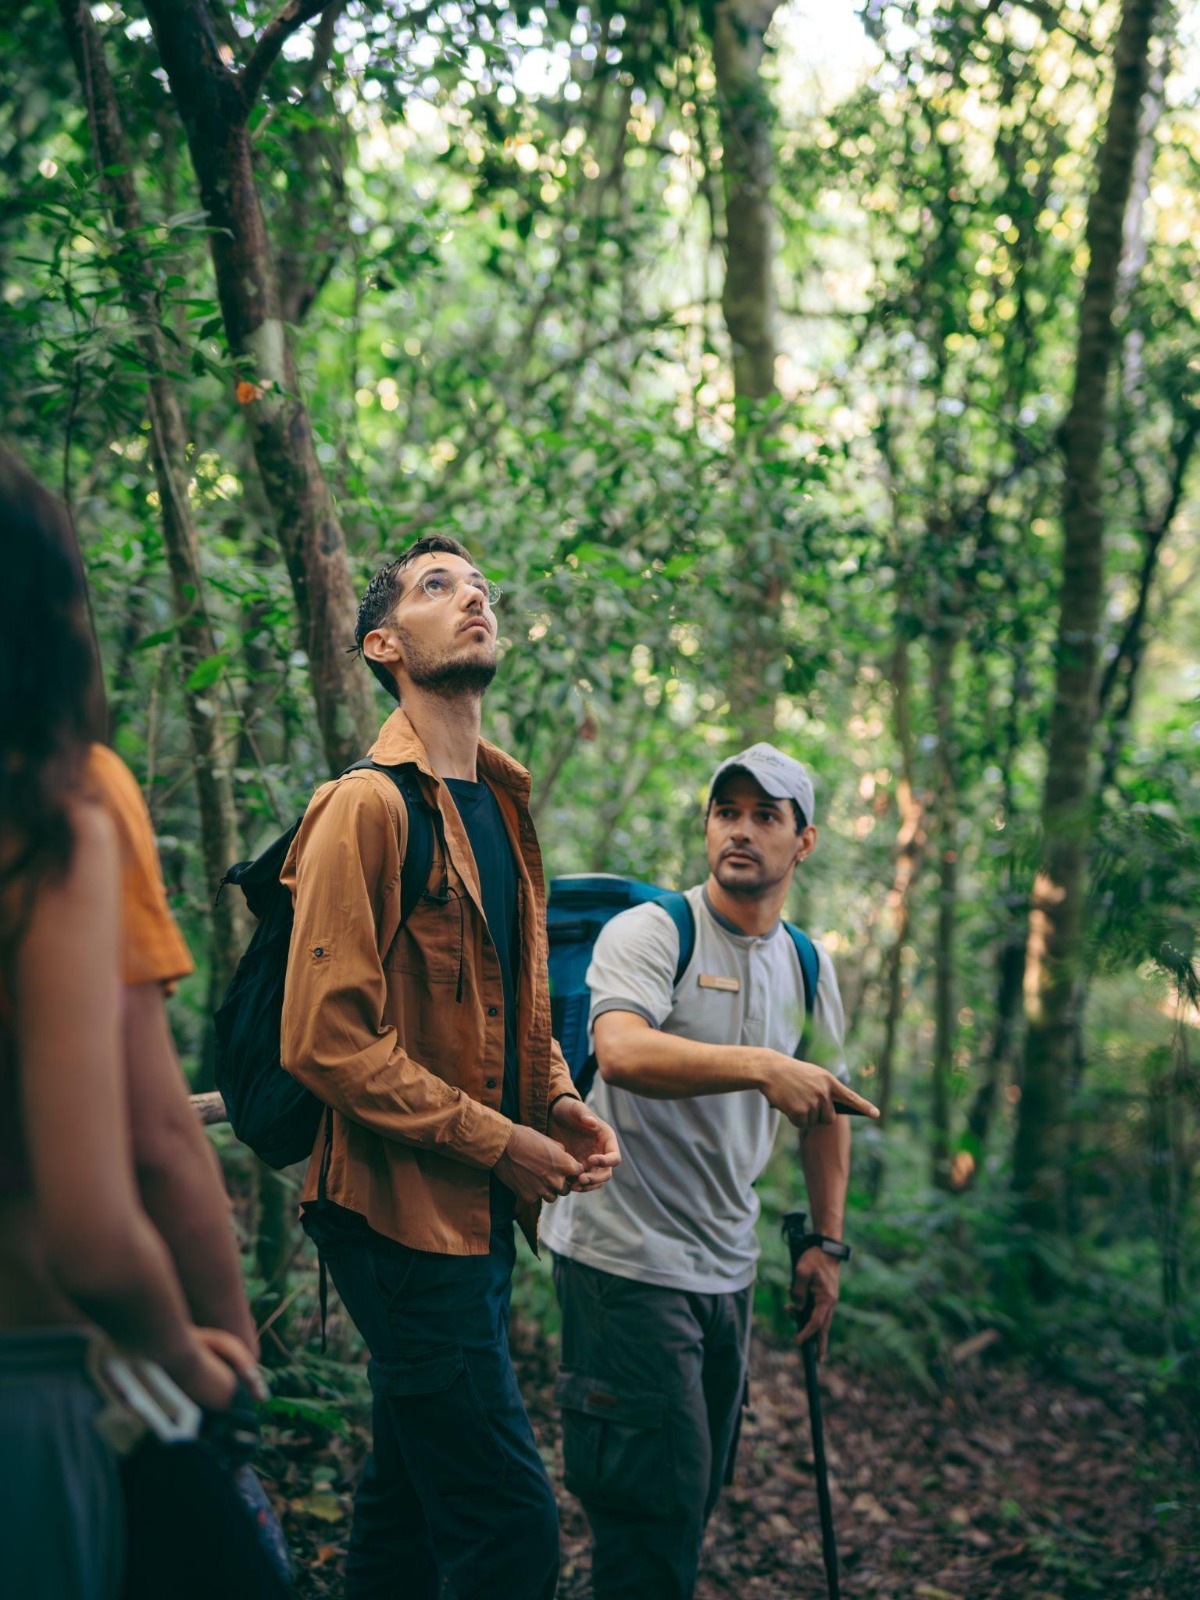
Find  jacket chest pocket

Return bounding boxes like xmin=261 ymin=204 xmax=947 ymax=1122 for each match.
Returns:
xmin=385 ymin=891 xmax=466 ymax=988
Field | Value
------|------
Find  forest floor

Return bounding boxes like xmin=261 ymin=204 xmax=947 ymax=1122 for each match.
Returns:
xmin=260 ymin=1309 xmax=1199 ymax=1600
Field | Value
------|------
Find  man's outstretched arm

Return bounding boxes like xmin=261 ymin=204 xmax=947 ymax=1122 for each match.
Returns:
xmin=594 ymin=1010 xmax=876 ymax=1127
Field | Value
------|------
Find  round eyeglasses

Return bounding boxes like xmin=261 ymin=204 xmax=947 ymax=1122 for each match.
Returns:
xmin=404 ymin=571 xmax=502 ymax=606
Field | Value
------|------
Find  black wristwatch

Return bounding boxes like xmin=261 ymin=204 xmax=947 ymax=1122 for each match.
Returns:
xmin=797 ymin=1233 xmax=852 ymax=1263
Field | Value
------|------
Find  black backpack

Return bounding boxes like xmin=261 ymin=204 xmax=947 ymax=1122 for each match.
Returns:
xmin=213 ymin=761 xmax=436 ymax=1169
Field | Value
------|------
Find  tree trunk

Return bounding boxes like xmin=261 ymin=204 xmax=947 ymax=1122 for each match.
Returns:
xmin=711 ymin=0 xmax=785 ymax=741
xmin=254 ymin=1165 xmax=296 ymax=1365
xmin=873 ymin=634 xmax=927 ymax=1131
xmin=964 ymin=908 xmax=1027 ymax=1152
xmin=274 ymin=1 xmax=349 ymax=327
xmin=1145 ymin=1022 xmax=1192 ymax=1347
xmin=1014 ymin=0 xmax=1159 ymax=1234
xmin=1097 ymin=410 xmax=1199 ymax=799
xmin=928 ymin=630 xmax=957 ymax=1189
xmin=1117 ymin=55 xmax=1164 ymax=400
xmin=60 ymin=0 xmax=246 ymax=1018
xmin=142 ymin=0 xmax=375 ymax=775
xmin=187 ymin=1091 xmax=296 ymax=1359
xmin=712 ymin=0 xmax=779 ymax=402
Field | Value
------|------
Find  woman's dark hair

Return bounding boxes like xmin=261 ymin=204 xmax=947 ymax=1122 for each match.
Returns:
xmin=0 ymin=445 xmax=105 ymax=964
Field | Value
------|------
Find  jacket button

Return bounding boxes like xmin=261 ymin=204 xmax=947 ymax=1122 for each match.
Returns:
xmin=487 ymin=1006 xmax=499 ymax=1018
xmin=313 ymin=946 xmax=324 ymax=958
xmin=486 ymin=1078 xmax=497 ymax=1090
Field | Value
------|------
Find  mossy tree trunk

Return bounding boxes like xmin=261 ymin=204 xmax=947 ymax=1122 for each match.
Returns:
xmin=1014 ymin=0 xmax=1160 ymax=1234
xmin=711 ymin=0 xmax=786 ymax=742
xmin=142 ymin=0 xmax=375 ymax=775
xmin=60 ymin=1 xmax=247 ymax=1033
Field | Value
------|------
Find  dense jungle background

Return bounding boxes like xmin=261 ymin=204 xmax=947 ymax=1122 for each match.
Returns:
xmin=3 ymin=0 xmax=1199 ymax=1593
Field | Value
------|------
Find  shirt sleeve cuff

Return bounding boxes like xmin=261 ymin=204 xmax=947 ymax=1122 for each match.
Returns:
xmin=589 ymin=998 xmax=659 ymax=1028
xmin=449 ymin=1098 xmax=513 ymax=1168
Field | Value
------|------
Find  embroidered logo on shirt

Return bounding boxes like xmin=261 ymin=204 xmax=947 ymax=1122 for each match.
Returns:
xmin=698 ymin=973 xmax=741 ymax=992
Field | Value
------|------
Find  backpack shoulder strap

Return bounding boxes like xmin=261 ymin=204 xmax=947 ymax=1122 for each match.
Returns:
xmin=656 ymin=890 xmax=697 ymax=988
xmin=783 ymin=922 xmax=820 ymax=1016
xmin=388 ymin=767 xmax=438 ymax=928
xmin=341 ymin=760 xmax=437 ymax=928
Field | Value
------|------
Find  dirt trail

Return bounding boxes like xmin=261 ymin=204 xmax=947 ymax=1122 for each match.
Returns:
xmin=265 ymin=1320 xmax=1198 ymax=1598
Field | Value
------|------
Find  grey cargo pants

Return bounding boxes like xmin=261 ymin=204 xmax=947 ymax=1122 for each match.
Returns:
xmin=552 ymin=1254 xmax=753 ymax=1600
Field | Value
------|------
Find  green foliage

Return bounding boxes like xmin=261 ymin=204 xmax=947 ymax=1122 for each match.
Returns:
xmin=1091 ymin=805 xmax=1200 ymax=994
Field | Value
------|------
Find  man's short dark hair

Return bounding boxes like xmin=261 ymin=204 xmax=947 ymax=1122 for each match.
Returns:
xmin=354 ymin=535 xmax=474 ymax=700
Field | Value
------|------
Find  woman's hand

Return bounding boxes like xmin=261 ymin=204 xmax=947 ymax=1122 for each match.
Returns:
xmin=179 ymin=1327 xmax=266 ymax=1410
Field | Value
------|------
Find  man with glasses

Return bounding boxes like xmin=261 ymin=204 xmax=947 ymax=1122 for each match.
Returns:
xmin=281 ymin=536 xmax=620 ymax=1600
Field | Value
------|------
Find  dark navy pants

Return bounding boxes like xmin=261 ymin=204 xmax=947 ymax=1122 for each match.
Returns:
xmin=304 ymin=1200 xmax=559 ymax=1600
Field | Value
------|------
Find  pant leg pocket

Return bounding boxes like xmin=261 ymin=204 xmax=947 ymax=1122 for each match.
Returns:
xmin=370 ymin=1347 xmax=507 ymax=1497
xmin=554 ymin=1370 xmax=674 ymax=1517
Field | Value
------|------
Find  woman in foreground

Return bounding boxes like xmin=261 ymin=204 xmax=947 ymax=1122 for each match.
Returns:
xmin=0 ymin=447 xmax=257 ymax=1597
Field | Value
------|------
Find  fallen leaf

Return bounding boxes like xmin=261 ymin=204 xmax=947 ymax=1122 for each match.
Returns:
xmin=850 ymin=1491 xmax=892 ymax=1524
xmin=289 ymin=1490 xmax=345 ymax=1524
xmin=950 ymin=1328 xmax=1002 ymax=1363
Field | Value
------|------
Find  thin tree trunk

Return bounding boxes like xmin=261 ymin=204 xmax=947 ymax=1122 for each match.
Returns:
xmin=142 ymin=0 xmax=375 ymax=775
xmin=965 ymin=910 xmax=1027 ymax=1150
xmin=1014 ymin=0 xmax=1160 ymax=1234
xmin=963 ymin=636 xmax=1033 ymax=1173
xmin=1097 ymin=410 xmax=1200 ymax=798
xmin=711 ymin=0 xmax=785 ymax=741
xmin=275 ymin=1 xmax=349 ymax=327
xmin=874 ymin=634 xmax=927 ymax=1131
xmin=1064 ymin=51 xmax=1166 ymax=1118
xmin=60 ymin=0 xmax=246 ymax=1017
xmin=712 ymin=0 xmax=779 ymax=401
xmin=928 ymin=630 xmax=957 ymax=1189
xmin=1118 ymin=55 xmax=1163 ymax=399
xmin=1146 ymin=1022 xmax=1192 ymax=1344
xmin=255 ymin=1165 xmax=295 ymax=1365
xmin=107 ymin=544 xmax=148 ymax=739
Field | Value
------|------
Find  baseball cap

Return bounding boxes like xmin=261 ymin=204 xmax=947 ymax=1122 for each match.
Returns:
xmin=708 ymin=743 xmax=816 ymax=828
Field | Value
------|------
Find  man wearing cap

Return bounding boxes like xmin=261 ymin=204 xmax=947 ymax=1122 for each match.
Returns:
xmin=542 ymin=743 xmax=877 ymax=1600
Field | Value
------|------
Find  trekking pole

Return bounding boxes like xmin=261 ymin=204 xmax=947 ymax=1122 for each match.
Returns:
xmin=782 ymin=1211 xmax=841 ymax=1600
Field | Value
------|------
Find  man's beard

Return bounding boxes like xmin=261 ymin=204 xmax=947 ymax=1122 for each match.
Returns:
xmin=398 ymin=625 xmax=497 ymax=699
xmin=711 ymin=853 xmax=788 ymax=899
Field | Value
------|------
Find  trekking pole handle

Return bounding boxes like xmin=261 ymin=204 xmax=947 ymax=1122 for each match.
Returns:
xmin=782 ymin=1210 xmax=810 ymax=1276
xmin=782 ymin=1211 xmax=817 ymax=1331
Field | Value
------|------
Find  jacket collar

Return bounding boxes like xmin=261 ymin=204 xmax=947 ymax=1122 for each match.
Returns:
xmin=368 ymin=707 xmax=532 ymax=806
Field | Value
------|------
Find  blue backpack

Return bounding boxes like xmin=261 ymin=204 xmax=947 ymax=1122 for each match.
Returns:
xmin=547 ymin=874 xmax=820 ymax=1100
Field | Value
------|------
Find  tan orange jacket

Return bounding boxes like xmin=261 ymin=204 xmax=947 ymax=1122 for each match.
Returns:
xmin=280 ymin=710 xmax=577 ymax=1254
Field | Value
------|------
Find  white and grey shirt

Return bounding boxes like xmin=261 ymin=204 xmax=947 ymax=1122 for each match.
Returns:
xmin=541 ymin=884 xmax=848 ymax=1294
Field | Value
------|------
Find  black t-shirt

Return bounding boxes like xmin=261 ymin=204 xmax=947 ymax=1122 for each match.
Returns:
xmin=443 ymin=777 xmax=521 ymax=1130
